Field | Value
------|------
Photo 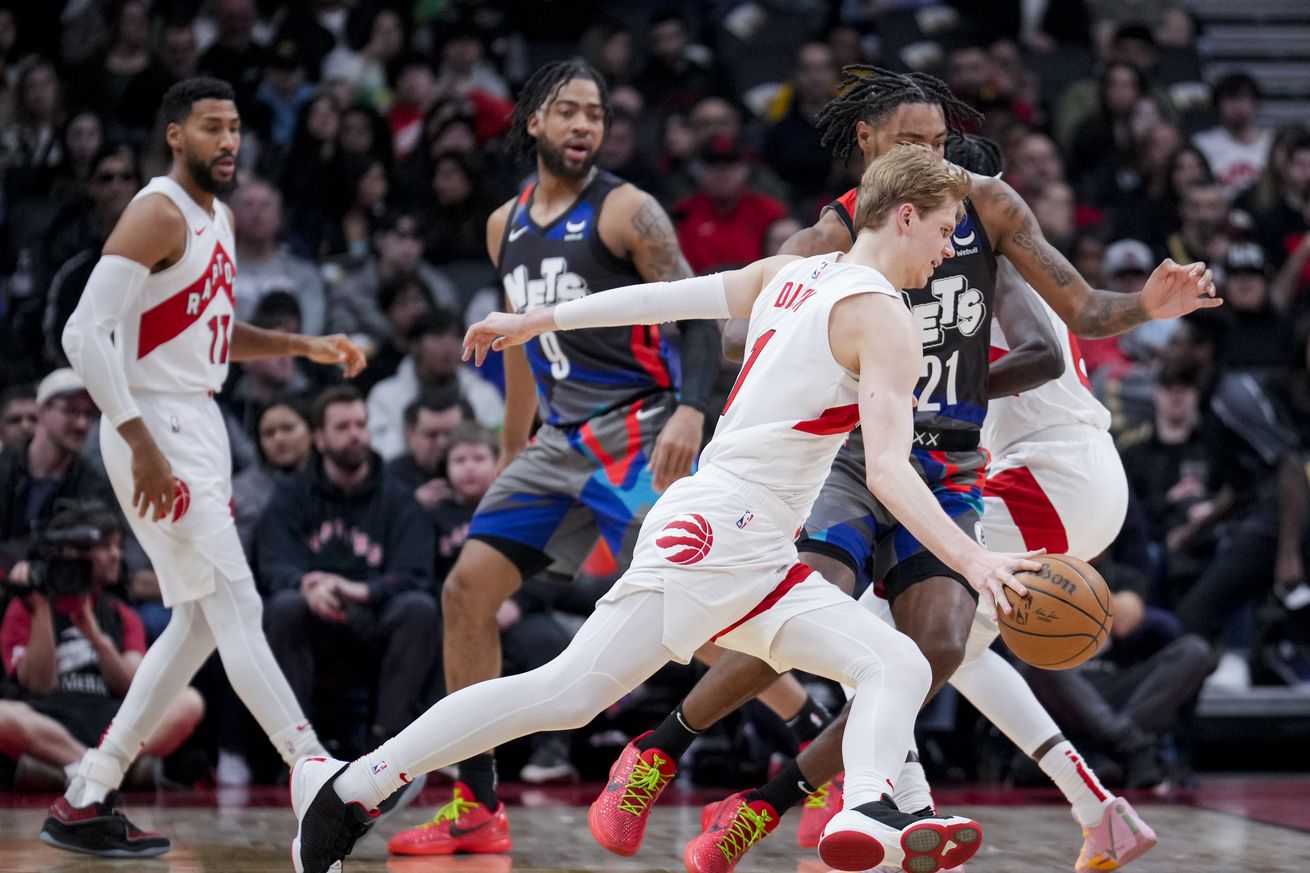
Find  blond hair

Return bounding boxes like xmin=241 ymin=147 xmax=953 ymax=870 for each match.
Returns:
xmin=852 ymin=144 xmax=970 ymax=233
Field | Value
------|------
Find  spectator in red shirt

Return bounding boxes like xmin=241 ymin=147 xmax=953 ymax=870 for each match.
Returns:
xmin=673 ymin=136 xmax=788 ymax=275
xmin=1 ymin=504 xmax=203 ymax=786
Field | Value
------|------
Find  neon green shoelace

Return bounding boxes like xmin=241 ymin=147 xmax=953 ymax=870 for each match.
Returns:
xmin=717 ymin=804 xmax=774 ymax=861
xmin=618 ymin=754 xmax=672 ymax=816
xmin=426 ymin=794 xmax=478 ymax=828
xmin=803 ymin=781 xmax=831 ymax=809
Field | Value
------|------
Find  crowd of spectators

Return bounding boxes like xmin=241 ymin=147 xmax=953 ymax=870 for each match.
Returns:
xmin=2 ymin=0 xmax=1309 ymax=793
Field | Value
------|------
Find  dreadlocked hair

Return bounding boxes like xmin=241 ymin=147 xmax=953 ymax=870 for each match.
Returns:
xmin=817 ymin=65 xmax=983 ymax=161
xmin=505 ymin=59 xmax=611 ymax=165
xmin=945 ymin=132 xmax=1003 ymax=177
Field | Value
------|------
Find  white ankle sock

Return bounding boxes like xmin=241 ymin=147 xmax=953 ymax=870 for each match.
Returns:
xmin=334 ymin=745 xmax=407 ymax=811
xmin=1039 ymin=742 xmax=1110 ymax=827
xmin=891 ymin=759 xmax=935 ymax=814
xmin=65 ymin=748 xmax=130 ymax=807
xmin=270 ymin=721 xmax=328 ymax=766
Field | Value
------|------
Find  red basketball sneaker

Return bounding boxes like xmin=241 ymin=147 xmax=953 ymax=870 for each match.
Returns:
xmin=683 ymin=792 xmax=780 ymax=873
xmin=797 ymin=771 xmax=843 ymax=848
xmin=385 ymin=783 xmax=511 ymax=856
xmin=588 ymin=732 xmax=678 ymax=856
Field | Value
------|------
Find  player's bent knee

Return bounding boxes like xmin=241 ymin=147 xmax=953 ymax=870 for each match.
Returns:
xmin=916 ymin=635 xmax=968 ymax=684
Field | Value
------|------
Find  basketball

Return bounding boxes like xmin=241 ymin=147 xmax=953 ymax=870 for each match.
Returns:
xmin=997 ymin=555 xmax=1113 ymax=670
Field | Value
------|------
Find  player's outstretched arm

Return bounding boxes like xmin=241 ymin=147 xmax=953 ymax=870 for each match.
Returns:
xmin=461 ymin=256 xmax=798 ymax=366
xmin=832 ymin=293 xmax=1039 ymax=617
xmin=973 ymin=175 xmax=1219 ymax=338
xmin=228 ymin=322 xmax=366 ymax=378
xmin=63 ymin=194 xmax=188 ymax=521
xmin=988 ymin=258 xmax=1064 ymax=398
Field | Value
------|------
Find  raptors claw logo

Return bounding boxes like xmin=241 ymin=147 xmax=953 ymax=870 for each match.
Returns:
xmin=655 ymin=514 xmax=714 ymax=565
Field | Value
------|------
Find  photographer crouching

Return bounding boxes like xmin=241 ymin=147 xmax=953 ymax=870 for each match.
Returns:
xmin=1 ymin=503 xmax=203 ymax=789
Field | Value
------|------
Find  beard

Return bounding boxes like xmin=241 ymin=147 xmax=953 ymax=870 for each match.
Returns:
xmin=323 ymin=444 xmax=369 ymax=474
xmin=536 ymin=138 xmax=595 ymax=180
xmin=186 ymin=153 xmax=238 ymax=196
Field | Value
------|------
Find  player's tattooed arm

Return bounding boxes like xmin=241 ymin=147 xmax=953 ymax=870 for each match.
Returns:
xmin=976 ymin=176 xmax=1216 ymax=337
xmin=627 ymin=193 xmax=693 ymax=282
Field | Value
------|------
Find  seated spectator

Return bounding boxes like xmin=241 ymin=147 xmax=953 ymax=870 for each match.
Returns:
xmin=1020 ymin=552 xmax=1213 ymax=790
xmin=231 ymin=177 xmax=328 ymax=336
xmin=1 ymin=504 xmax=204 ymax=788
xmin=278 ymin=93 xmax=340 ymax=223
xmin=1252 ymin=135 xmax=1310 ymax=305
xmin=427 ymin=422 xmax=578 ymax=782
xmin=0 ymin=370 xmax=111 ymax=549
xmin=1068 ymin=62 xmax=1146 ymax=195
xmin=422 ymin=150 xmax=496 ymax=265
xmin=1240 ymin=127 xmax=1309 ymax=264
xmin=38 ymin=142 xmax=141 ymax=369
xmin=674 ymin=136 xmax=788 ymax=275
xmin=634 ymin=13 xmax=726 ymax=114
xmin=352 ymin=274 xmax=437 ymax=396
xmin=254 ymin=38 xmax=316 ymax=150
xmin=198 ymin=0 xmax=267 ymax=114
xmin=321 ymin=5 xmax=405 ymax=111
xmin=233 ymin=400 xmax=312 ymax=556
xmin=327 ymin=209 xmax=460 ymax=354
xmin=1217 ymin=243 xmax=1289 ymax=375
xmin=220 ymin=293 xmax=314 ymax=441
xmin=0 ymin=383 xmax=37 ymax=451
xmin=385 ymin=387 xmax=469 ymax=517
xmin=1029 ymin=179 xmax=1077 ymax=255
xmin=367 ymin=309 xmax=502 ymax=459
xmin=1192 ymin=72 xmax=1272 ymax=199
xmin=308 ymin=154 xmax=390 ymax=265
xmin=1081 ymin=240 xmax=1154 ymax=379
xmin=258 ymin=385 xmax=437 ymax=751
xmin=763 ymin=41 xmax=838 ymax=204
xmin=1165 ymin=180 xmax=1231 ymax=268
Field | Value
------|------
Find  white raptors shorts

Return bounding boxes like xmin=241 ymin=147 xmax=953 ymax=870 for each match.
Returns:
xmin=101 ymin=392 xmax=252 ymax=606
xmin=981 ymin=425 xmax=1127 ymax=560
xmin=598 ymin=464 xmax=852 ymax=667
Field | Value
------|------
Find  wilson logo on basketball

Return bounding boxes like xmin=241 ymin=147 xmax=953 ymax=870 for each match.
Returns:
xmin=656 ymin=514 xmax=713 ymax=565
xmin=171 ymin=477 xmax=191 ymax=522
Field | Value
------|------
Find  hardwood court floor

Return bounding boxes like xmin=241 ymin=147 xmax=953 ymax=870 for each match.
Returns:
xmin=1 ymin=779 xmax=1308 ymax=873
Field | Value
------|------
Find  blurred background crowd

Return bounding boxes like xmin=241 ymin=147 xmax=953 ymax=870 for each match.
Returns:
xmin=1 ymin=0 xmax=1309 ymax=797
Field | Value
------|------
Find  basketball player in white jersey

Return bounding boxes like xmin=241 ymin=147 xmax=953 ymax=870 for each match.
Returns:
xmin=861 ymin=260 xmax=1151 ymax=873
xmin=39 ymin=78 xmax=369 ymax=858
xmin=291 ymin=146 xmax=1042 ymax=873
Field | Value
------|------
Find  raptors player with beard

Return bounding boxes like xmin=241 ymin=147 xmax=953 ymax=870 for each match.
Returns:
xmin=40 ymin=78 xmax=368 ymax=859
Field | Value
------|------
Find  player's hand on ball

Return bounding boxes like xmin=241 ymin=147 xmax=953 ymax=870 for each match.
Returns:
xmin=131 ymin=442 xmax=176 ymax=520
xmin=1141 ymin=258 xmax=1220 ymax=319
xmin=304 ymin=334 xmax=367 ymax=377
xmin=462 ymin=311 xmax=548 ymax=366
xmin=964 ymin=548 xmax=1044 ymax=620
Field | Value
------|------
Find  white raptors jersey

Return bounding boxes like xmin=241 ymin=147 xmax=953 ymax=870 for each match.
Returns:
xmin=699 ymin=254 xmax=899 ymax=517
xmin=983 ymin=288 xmax=1111 ymax=453
xmin=115 ymin=177 xmax=237 ymax=395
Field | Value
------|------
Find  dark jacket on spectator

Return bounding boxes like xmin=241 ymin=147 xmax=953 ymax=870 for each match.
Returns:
xmin=0 ymin=441 xmax=113 ymax=546
xmin=254 ymin=451 xmax=434 ymax=603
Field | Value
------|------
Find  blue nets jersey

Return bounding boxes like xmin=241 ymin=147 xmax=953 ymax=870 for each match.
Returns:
xmin=828 ymin=188 xmax=997 ymax=432
xmin=497 ymin=171 xmax=677 ymax=426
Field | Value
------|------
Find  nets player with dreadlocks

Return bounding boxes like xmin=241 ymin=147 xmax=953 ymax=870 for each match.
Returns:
xmin=384 ymin=60 xmax=722 ymax=857
xmin=585 ymin=68 xmax=1214 ymax=873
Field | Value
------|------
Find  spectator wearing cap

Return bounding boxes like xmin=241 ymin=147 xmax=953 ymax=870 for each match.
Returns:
xmin=1193 ymin=72 xmax=1273 ymax=198
xmin=1218 ymin=243 xmax=1288 ymax=374
xmin=0 ymin=384 xmax=38 ymax=451
xmin=0 ymin=370 xmax=111 ymax=547
xmin=1079 ymin=240 xmax=1156 ymax=378
xmin=328 ymin=209 xmax=460 ymax=351
xmin=231 ymin=177 xmax=328 ymax=336
xmin=673 ymin=136 xmax=788 ymax=275
xmin=367 ymin=309 xmax=502 ymax=460
xmin=256 ymin=37 xmax=317 ymax=148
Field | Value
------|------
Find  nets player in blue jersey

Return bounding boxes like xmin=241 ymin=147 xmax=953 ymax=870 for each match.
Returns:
xmin=586 ymin=68 xmax=1216 ymax=873
xmin=386 ymin=60 xmax=721 ymax=857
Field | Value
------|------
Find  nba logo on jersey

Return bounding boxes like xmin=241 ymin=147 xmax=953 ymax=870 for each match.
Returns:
xmin=656 ymin=514 xmax=714 ymax=565
xmin=736 ymin=510 xmax=754 ymax=529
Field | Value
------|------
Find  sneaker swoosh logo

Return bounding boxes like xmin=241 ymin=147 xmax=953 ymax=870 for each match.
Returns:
xmin=448 ymin=818 xmax=491 ymax=838
xmin=508 ymin=226 xmax=529 ymax=242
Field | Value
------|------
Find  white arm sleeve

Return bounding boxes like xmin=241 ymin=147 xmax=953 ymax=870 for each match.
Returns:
xmin=552 ymin=273 xmax=730 ymax=331
xmin=61 ymin=254 xmax=149 ymax=428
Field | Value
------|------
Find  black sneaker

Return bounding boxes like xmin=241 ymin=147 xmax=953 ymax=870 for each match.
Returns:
xmin=291 ymin=757 xmax=374 ymax=873
xmin=40 ymin=792 xmax=170 ymax=858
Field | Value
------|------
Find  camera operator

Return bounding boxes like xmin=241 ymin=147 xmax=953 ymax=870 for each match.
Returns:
xmin=1 ymin=504 xmax=203 ymax=786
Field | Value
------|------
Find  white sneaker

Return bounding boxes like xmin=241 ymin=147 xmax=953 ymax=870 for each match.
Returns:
xmin=820 ymin=801 xmax=981 ymax=873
